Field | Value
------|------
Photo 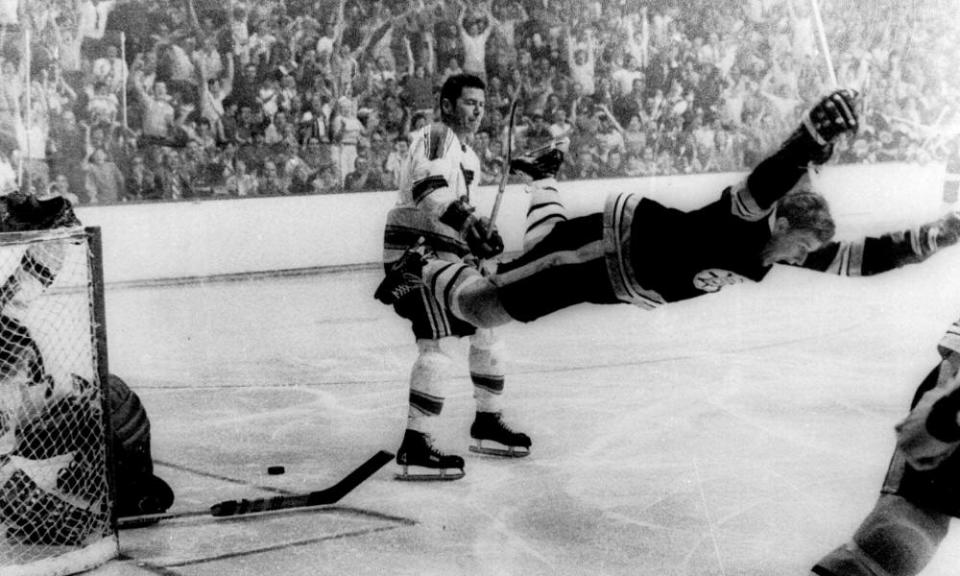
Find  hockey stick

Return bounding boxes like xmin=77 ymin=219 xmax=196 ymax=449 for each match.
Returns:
xmin=808 ymin=0 xmax=837 ymax=88
xmin=211 ymin=450 xmax=393 ymax=516
xmin=487 ymin=99 xmax=519 ymax=234
xmin=118 ymin=450 xmax=393 ymax=529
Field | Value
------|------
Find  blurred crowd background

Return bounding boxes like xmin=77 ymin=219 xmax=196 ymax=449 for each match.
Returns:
xmin=0 ymin=0 xmax=958 ymax=204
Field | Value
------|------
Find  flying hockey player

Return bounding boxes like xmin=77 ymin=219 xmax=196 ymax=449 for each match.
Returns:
xmin=811 ymin=314 xmax=960 ymax=576
xmin=377 ymin=89 xmax=960 ymax=329
xmin=381 ymin=73 xmax=529 ymax=482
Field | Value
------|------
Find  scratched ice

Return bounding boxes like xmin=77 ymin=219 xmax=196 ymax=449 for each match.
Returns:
xmin=93 ymin=251 xmax=960 ymax=576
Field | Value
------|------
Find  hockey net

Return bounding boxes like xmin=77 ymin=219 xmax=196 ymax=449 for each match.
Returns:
xmin=0 ymin=228 xmax=117 ymax=576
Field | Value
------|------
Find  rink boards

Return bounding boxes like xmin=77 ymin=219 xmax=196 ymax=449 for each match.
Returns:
xmin=74 ymin=163 xmax=952 ymax=285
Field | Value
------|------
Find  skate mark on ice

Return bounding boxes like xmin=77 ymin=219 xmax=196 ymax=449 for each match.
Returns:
xmin=159 ymin=524 xmax=407 ymax=569
xmin=693 ymin=459 xmax=727 ymax=576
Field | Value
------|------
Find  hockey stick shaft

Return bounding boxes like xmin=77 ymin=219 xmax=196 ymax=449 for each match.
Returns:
xmin=808 ymin=0 xmax=837 ymax=87
xmin=118 ymin=450 xmax=393 ymax=528
xmin=488 ymin=99 xmax=519 ymax=235
xmin=210 ymin=450 xmax=393 ymax=516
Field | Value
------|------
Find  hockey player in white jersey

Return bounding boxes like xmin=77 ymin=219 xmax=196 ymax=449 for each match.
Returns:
xmin=811 ymin=315 xmax=960 ymax=576
xmin=380 ymin=73 xmax=529 ymax=481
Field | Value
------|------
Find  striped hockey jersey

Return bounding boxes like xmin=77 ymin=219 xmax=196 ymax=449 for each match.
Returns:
xmin=384 ymin=124 xmax=481 ymax=266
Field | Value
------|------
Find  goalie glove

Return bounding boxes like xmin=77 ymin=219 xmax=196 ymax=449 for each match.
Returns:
xmin=3 ymin=195 xmax=81 ymax=232
xmin=791 ymin=88 xmax=860 ymax=165
xmin=440 ymin=197 xmax=505 ymax=259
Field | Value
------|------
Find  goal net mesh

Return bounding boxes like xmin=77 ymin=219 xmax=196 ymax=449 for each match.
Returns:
xmin=0 ymin=228 xmax=116 ymax=576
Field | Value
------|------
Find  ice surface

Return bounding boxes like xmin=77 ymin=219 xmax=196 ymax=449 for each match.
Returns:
xmin=91 ymin=249 xmax=960 ymax=575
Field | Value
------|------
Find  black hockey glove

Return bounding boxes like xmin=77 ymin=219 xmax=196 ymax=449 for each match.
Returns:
xmin=465 ymin=216 xmax=504 ymax=259
xmin=440 ymin=197 xmax=505 ymax=259
xmin=790 ymin=88 xmax=860 ymax=164
xmin=3 ymin=194 xmax=81 ymax=232
xmin=926 ymin=386 xmax=960 ymax=442
xmin=934 ymin=212 xmax=960 ymax=249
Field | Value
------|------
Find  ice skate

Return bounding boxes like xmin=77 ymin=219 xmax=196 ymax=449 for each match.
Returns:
xmin=374 ymin=240 xmax=430 ymax=305
xmin=509 ymin=137 xmax=569 ymax=181
xmin=469 ymin=412 xmax=531 ymax=458
xmin=395 ymin=429 xmax=465 ymax=481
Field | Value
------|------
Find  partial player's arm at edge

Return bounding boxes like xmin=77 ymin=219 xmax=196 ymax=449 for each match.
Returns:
xmin=895 ymin=320 xmax=960 ymax=470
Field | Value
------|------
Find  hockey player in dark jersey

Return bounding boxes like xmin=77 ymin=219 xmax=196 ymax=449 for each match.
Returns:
xmin=811 ymin=315 xmax=960 ymax=576
xmin=377 ymin=89 xmax=960 ymax=328
xmin=380 ymin=73 xmax=529 ymax=482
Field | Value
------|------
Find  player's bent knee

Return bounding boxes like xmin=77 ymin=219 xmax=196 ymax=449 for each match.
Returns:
xmin=457 ymin=281 xmax=513 ymax=328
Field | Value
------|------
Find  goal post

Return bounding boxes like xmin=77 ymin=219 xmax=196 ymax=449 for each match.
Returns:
xmin=0 ymin=226 xmax=118 ymax=576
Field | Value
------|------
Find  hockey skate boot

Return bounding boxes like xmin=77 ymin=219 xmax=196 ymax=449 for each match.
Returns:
xmin=395 ymin=429 xmax=466 ymax=481
xmin=374 ymin=240 xmax=430 ymax=305
xmin=509 ymin=137 xmax=570 ymax=181
xmin=469 ymin=412 xmax=531 ymax=458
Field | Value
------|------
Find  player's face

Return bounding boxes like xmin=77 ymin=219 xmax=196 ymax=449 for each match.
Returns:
xmin=762 ymin=226 xmax=823 ymax=267
xmin=450 ymin=87 xmax=485 ymax=137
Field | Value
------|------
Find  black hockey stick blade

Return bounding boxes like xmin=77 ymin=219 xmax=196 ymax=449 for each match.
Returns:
xmin=209 ymin=450 xmax=394 ymax=517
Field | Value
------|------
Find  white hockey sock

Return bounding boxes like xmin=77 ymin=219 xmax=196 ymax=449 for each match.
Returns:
xmin=525 ymin=181 xmax=565 ymax=251
xmin=469 ymin=329 xmax=505 ymax=413
xmin=406 ymin=341 xmax=452 ymax=435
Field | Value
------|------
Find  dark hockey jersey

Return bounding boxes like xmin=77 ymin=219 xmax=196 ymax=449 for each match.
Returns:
xmin=612 ymin=188 xmax=942 ymax=306
xmin=625 ymin=189 xmax=774 ymax=304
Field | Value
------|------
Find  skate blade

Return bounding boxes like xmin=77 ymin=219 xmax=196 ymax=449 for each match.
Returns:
xmin=394 ymin=464 xmax=465 ymax=481
xmin=469 ymin=440 xmax=530 ymax=458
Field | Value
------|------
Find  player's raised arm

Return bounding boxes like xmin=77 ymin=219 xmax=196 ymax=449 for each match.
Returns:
xmin=739 ymin=89 xmax=859 ymax=219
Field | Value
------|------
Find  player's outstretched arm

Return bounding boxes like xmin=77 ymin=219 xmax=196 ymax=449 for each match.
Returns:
xmin=744 ymin=89 xmax=859 ymax=213
xmin=802 ymin=211 xmax=960 ymax=276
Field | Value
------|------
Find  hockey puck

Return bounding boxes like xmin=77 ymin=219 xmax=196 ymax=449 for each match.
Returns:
xmin=267 ymin=466 xmax=285 ymax=475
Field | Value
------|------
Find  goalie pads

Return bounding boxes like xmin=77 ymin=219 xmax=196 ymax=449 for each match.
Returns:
xmin=107 ymin=374 xmax=174 ymax=517
xmin=0 ymin=465 xmax=100 ymax=546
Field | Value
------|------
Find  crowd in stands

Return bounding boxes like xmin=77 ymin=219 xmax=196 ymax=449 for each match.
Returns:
xmin=0 ymin=0 xmax=957 ymax=204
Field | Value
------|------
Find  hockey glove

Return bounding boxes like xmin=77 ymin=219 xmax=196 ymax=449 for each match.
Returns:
xmin=935 ymin=211 xmax=960 ymax=249
xmin=914 ymin=211 xmax=960 ymax=258
xmin=926 ymin=386 xmax=960 ymax=442
xmin=788 ymin=88 xmax=860 ymax=165
xmin=440 ymin=198 xmax=505 ymax=259
xmin=3 ymin=195 xmax=81 ymax=232
xmin=804 ymin=88 xmax=860 ymax=144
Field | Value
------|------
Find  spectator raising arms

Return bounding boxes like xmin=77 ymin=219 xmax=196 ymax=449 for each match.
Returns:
xmin=0 ymin=0 xmax=954 ymax=204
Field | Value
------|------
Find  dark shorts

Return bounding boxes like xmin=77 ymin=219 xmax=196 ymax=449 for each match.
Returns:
xmin=495 ymin=214 xmax=618 ymax=322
